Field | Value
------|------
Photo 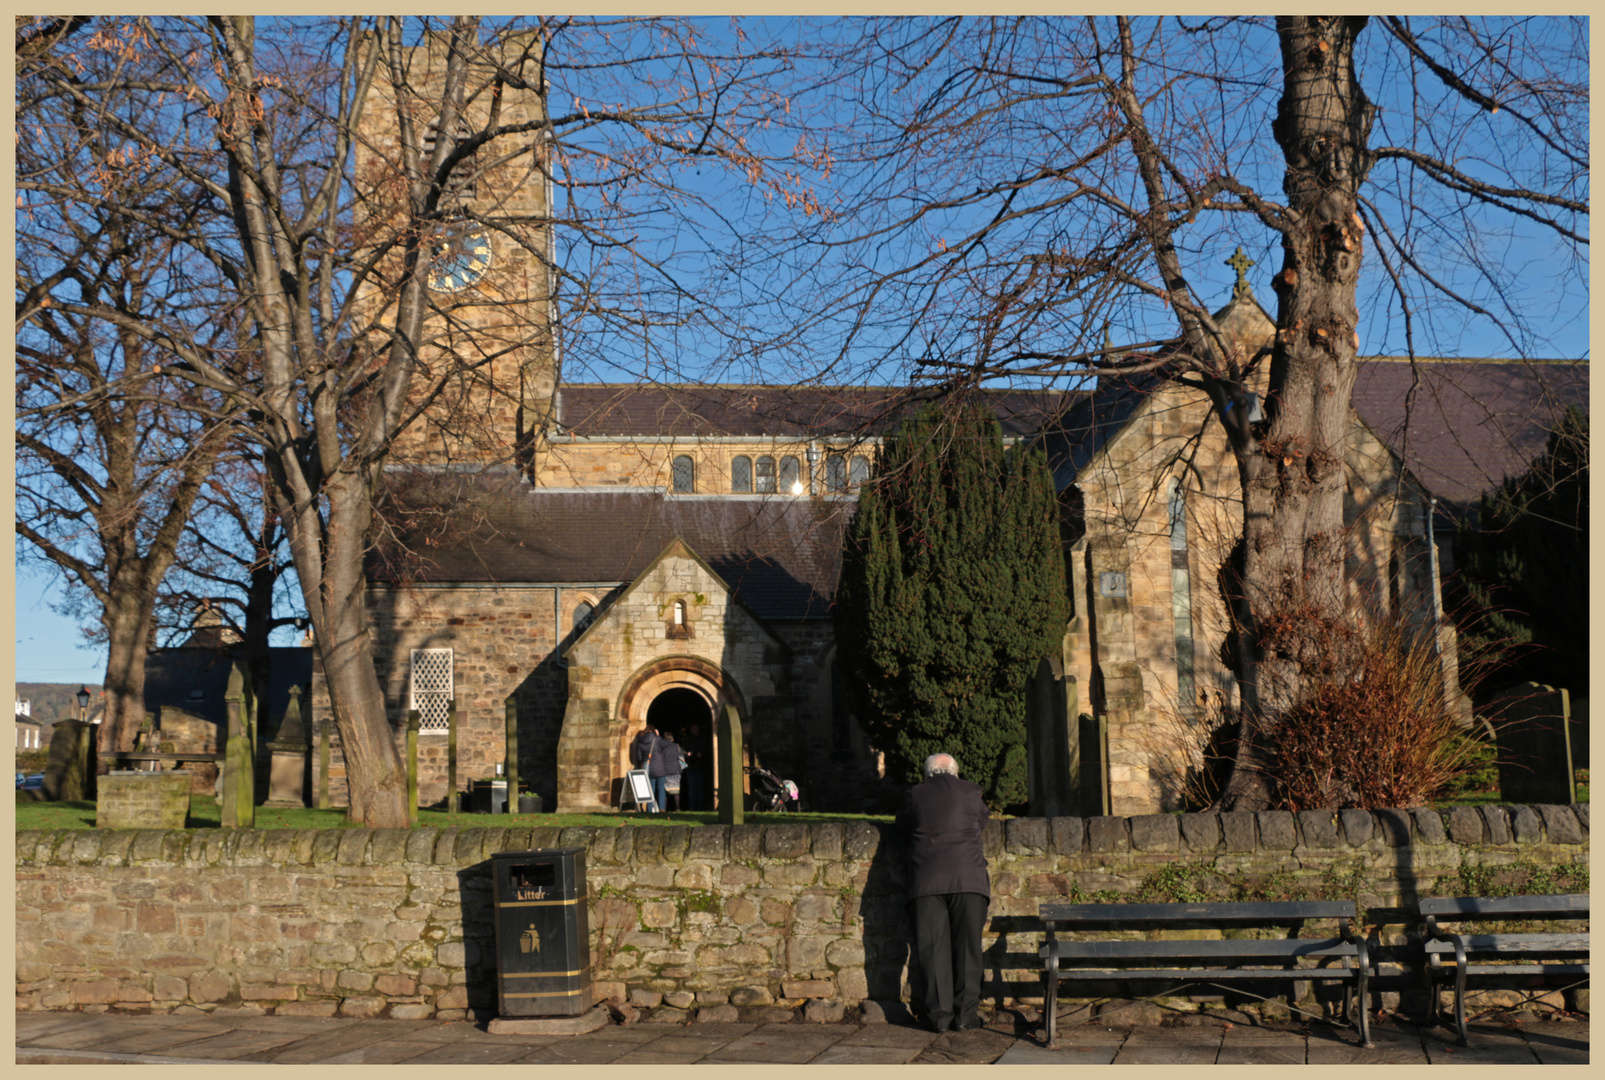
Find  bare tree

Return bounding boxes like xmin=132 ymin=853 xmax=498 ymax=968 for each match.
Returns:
xmin=787 ymin=16 xmax=1585 ymax=807
xmin=17 ymin=15 xmax=810 ymax=824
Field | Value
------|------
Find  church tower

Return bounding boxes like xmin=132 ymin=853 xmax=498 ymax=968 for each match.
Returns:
xmin=354 ymin=29 xmax=557 ymax=475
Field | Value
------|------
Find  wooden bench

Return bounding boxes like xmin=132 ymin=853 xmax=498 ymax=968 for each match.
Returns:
xmin=1420 ymin=893 xmax=1589 ymax=1044
xmin=1039 ymin=901 xmax=1373 ymax=1048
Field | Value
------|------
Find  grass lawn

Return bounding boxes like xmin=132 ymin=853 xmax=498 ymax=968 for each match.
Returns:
xmin=13 ymin=794 xmax=891 ymax=832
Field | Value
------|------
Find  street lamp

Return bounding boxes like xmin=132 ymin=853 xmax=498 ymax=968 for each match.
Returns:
xmin=76 ymin=686 xmax=91 ymax=724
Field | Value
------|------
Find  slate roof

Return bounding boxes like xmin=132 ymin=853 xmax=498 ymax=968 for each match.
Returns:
xmin=373 ymin=474 xmax=851 ymax=620
xmin=1352 ymin=358 xmax=1588 ymax=516
xmin=553 ymin=383 xmax=1082 ymax=440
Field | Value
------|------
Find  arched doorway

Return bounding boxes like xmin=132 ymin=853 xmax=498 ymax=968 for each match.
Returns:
xmin=647 ymin=688 xmax=713 ymax=810
xmin=615 ymin=656 xmax=749 ymax=810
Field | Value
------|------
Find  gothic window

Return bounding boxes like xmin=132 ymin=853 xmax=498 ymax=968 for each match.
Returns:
xmin=672 ymin=455 xmax=695 ymax=493
xmin=825 ymin=454 xmax=847 ymax=492
xmin=731 ymin=455 xmax=752 ymax=493
xmin=779 ymin=455 xmax=801 ymax=493
xmin=756 ymin=455 xmax=776 ymax=493
xmin=572 ymin=601 xmax=595 ymax=635
xmin=850 ymin=454 xmax=870 ymax=486
xmin=409 ymin=648 xmax=454 ymax=734
xmin=1168 ymin=480 xmax=1196 ymax=717
xmin=667 ymin=598 xmax=692 ymax=639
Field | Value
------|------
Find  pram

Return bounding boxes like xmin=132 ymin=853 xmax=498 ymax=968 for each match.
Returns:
xmin=745 ymin=765 xmax=801 ymax=812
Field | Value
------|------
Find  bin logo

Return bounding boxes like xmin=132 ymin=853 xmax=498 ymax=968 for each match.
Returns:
xmin=520 ymin=925 xmax=541 ymax=955
xmin=516 ymin=888 xmax=548 ymax=901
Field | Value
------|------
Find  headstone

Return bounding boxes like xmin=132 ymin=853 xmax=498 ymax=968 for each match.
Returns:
xmin=264 ymin=685 xmax=310 ymax=808
xmin=42 ymin=720 xmax=95 ymax=802
xmin=97 ymin=771 xmax=190 ymax=829
xmin=505 ymin=695 xmax=520 ymax=815
xmin=1490 ymin=682 xmax=1575 ymax=804
xmin=406 ymin=709 xmax=421 ymax=827
xmin=1026 ymin=657 xmax=1081 ymax=817
xmin=317 ymin=719 xmax=332 ymax=810
xmin=717 ymin=702 xmax=744 ymax=825
xmin=448 ymin=698 xmax=459 ymax=817
xmin=221 ymin=662 xmax=255 ymax=828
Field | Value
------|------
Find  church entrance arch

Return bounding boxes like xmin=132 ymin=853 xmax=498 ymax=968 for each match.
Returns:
xmin=615 ymin=657 xmax=749 ymax=809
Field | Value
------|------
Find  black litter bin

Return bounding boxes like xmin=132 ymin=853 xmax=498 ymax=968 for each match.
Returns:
xmin=490 ymin=847 xmax=591 ymax=1016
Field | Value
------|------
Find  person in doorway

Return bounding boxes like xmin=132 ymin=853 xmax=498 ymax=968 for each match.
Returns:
xmin=682 ymin=722 xmax=707 ymax=810
xmin=659 ymin=731 xmax=685 ymax=812
xmin=631 ymin=726 xmax=668 ymax=811
xmin=896 ymin=751 xmax=990 ymax=1033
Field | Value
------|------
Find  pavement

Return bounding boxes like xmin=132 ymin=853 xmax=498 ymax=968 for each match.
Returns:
xmin=14 ymin=1009 xmax=1589 ymax=1065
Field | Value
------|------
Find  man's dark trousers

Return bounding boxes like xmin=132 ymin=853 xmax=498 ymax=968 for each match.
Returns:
xmin=910 ymin=892 xmax=987 ymax=1031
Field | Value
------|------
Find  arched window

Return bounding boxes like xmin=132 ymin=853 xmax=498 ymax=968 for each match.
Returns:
xmin=673 ymin=600 xmax=686 ymax=626
xmin=779 ymin=455 xmax=801 ymax=494
xmin=849 ymin=455 xmax=870 ymax=486
xmin=572 ymin=601 xmax=595 ymax=635
xmin=825 ymin=454 xmax=847 ymax=492
xmin=756 ymin=455 xmax=776 ymax=493
xmin=671 ymin=455 xmax=695 ymax=493
xmin=1169 ymin=480 xmax=1196 ymax=716
xmin=731 ymin=455 xmax=752 ymax=493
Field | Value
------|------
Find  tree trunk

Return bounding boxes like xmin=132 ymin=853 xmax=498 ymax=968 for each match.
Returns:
xmin=97 ymin=587 xmax=155 ymax=756
xmin=1223 ymin=16 xmax=1374 ymax=810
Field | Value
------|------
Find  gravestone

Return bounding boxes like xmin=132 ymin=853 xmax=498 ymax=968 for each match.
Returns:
xmin=717 ymin=702 xmax=744 ymax=825
xmin=264 ymin=685 xmax=310 ymax=807
xmin=1490 ymin=682 xmax=1575 ymax=804
xmin=42 ymin=720 xmax=96 ymax=802
xmin=97 ymin=771 xmax=190 ymax=829
xmin=1026 ymin=656 xmax=1081 ymax=817
xmin=220 ymin=662 xmax=255 ymax=828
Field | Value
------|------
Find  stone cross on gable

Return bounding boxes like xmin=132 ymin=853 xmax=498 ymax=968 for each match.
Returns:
xmin=1226 ymin=246 xmax=1255 ymax=300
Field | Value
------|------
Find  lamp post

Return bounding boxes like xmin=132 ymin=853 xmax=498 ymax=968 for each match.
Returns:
xmin=76 ymin=686 xmax=91 ymax=724
xmin=806 ymin=443 xmax=820 ymax=498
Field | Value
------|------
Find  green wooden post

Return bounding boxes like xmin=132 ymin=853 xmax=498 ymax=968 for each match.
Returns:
xmin=317 ymin=719 xmax=331 ymax=810
xmin=406 ymin=709 xmax=421 ymax=828
xmin=717 ymin=702 xmax=744 ymax=825
xmin=447 ymin=698 xmax=458 ymax=818
xmin=504 ymin=695 xmax=519 ymax=815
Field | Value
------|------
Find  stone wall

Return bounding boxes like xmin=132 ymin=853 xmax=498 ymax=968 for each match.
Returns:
xmin=16 ymin=804 xmax=1585 ymax=1018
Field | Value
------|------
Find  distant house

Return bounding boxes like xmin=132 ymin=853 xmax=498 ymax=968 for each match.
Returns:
xmin=15 ymin=699 xmax=43 ymax=750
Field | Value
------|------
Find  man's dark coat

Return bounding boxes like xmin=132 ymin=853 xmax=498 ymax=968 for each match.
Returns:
xmin=896 ymin=773 xmax=990 ymax=899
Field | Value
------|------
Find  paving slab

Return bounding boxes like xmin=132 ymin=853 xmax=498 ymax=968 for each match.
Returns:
xmin=1112 ymin=1025 xmax=1223 ymax=1064
xmin=1216 ymin=1030 xmax=1305 ymax=1064
xmin=394 ymin=1038 xmax=546 ymax=1064
xmin=316 ymin=1037 xmax=505 ymax=1064
xmin=995 ymin=1040 xmax=1122 ymax=1064
xmin=158 ymin=1028 xmax=312 ymax=1059
xmin=45 ymin=1024 xmax=226 ymax=1057
xmin=1422 ymin=1028 xmax=1538 ymax=1065
xmin=260 ymin=1026 xmax=430 ymax=1063
xmin=704 ymin=1023 xmax=851 ymax=1063
xmin=19 ymin=1020 xmax=171 ymax=1051
xmin=1522 ymin=1025 xmax=1589 ymax=1065
xmin=611 ymin=1031 xmax=743 ymax=1063
xmin=911 ymin=1028 xmax=1014 ymax=1064
xmin=812 ymin=1043 xmax=928 ymax=1064
xmin=1306 ymin=1024 xmax=1427 ymax=1065
xmin=830 ymin=1023 xmax=940 ymax=1048
xmin=514 ymin=1036 xmax=658 ymax=1064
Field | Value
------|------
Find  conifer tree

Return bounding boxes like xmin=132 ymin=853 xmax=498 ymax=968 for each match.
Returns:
xmin=1455 ymin=406 xmax=1589 ymax=696
xmin=834 ymin=401 xmax=1068 ymax=807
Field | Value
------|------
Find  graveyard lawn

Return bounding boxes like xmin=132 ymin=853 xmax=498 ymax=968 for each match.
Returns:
xmin=11 ymin=796 xmax=891 ymax=831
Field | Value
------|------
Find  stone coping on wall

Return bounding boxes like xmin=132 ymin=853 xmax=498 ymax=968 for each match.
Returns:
xmin=16 ymin=803 xmax=1588 ymax=868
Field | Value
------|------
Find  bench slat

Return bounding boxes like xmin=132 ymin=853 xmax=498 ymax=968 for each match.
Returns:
xmin=1045 ymin=938 xmax=1357 ymax=961
xmin=1048 ymin=967 xmax=1362 ymax=982
xmin=1424 ymin=934 xmax=1589 ymax=956
xmin=1039 ymin=901 xmax=1354 ymax=930
xmin=1418 ymin=894 xmax=1588 ymax=920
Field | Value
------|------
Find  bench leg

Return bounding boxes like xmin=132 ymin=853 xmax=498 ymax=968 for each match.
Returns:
xmin=1451 ymin=936 xmax=1469 ymax=1046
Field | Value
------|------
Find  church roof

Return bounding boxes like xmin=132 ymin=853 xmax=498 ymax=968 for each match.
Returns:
xmin=372 ymin=474 xmax=850 ymax=620
xmin=1351 ymin=357 xmax=1588 ymax=516
xmin=553 ymin=383 xmax=1081 ymax=440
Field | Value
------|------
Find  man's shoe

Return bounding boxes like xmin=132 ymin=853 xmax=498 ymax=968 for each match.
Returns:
xmin=952 ymin=1017 xmax=983 ymax=1031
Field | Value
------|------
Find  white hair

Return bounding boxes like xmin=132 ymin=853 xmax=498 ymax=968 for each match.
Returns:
xmin=924 ymin=753 xmax=958 ymax=778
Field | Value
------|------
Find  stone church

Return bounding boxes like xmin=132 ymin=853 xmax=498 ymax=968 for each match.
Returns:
xmin=286 ymin=34 xmax=1584 ymax=815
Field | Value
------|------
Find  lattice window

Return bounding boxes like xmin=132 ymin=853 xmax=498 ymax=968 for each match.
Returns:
xmin=779 ymin=455 xmax=801 ymax=493
xmin=672 ymin=454 xmax=695 ymax=493
xmin=756 ymin=455 xmax=776 ymax=493
xmin=850 ymin=454 xmax=870 ymax=486
xmin=731 ymin=455 xmax=752 ymax=493
xmin=410 ymin=648 xmax=454 ymax=734
xmin=825 ymin=454 xmax=848 ymax=492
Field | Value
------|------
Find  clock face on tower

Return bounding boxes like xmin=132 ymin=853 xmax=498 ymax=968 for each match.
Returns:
xmin=425 ymin=226 xmax=494 ymax=293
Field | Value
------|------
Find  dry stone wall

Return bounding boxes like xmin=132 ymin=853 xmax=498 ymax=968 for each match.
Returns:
xmin=15 ymin=804 xmax=1586 ymax=1019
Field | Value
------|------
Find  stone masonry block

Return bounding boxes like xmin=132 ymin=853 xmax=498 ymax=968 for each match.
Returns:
xmin=1480 ymin=805 xmax=1513 ymax=845
xmin=1128 ymin=815 xmax=1178 ymax=852
xmin=1219 ymin=811 xmax=1256 ymax=852
xmin=1086 ymin=816 xmax=1129 ymax=853
xmin=1049 ymin=817 xmax=1084 ymax=855
xmin=1339 ymin=808 xmax=1373 ymax=847
xmin=982 ymin=819 xmax=1004 ymax=858
xmin=687 ymin=826 xmax=726 ymax=861
xmin=843 ymin=822 xmax=881 ymax=861
xmin=1295 ymin=811 xmax=1339 ymax=850
xmin=1509 ymin=805 xmax=1543 ymax=843
xmin=728 ymin=825 xmax=764 ymax=860
xmin=1178 ymin=813 xmax=1220 ymax=853
xmin=810 ymin=823 xmax=844 ymax=862
xmin=1445 ymin=807 xmax=1485 ymax=845
xmin=1574 ymin=804 xmax=1588 ymax=831
xmin=764 ymin=823 xmax=809 ymax=859
xmin=1256 ymin=812 xmax=1296 ymax=850
xmin=1375 ymin=809 xmax=1412 ymax=847
xmin=1006 ymin=818 xmax=1049 ymax=854
xmin=1411 ymin=808 xmax=1448 ymax=845
xmin=1537 ymin=805 xmax=1584 ymax=845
